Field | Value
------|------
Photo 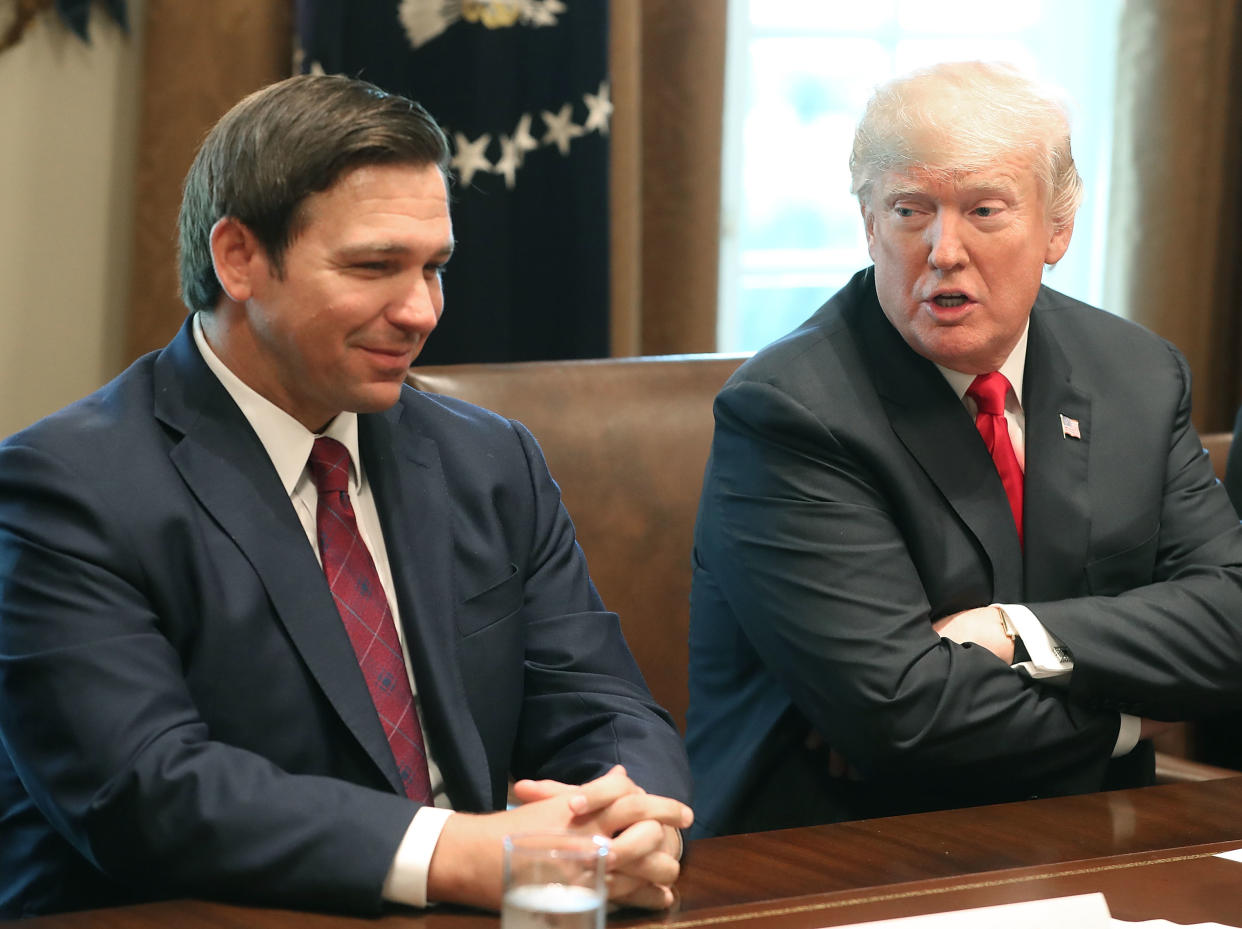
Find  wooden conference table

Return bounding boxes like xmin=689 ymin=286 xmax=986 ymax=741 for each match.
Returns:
xmin=22 ymin=777 xmax=1242 ymax=928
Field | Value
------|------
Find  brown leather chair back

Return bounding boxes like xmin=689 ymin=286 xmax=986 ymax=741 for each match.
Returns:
xmin=407 ymin=354 xmax=748 ymax=730
xmin=1150 ymin=431 xmax=1235 ymax=778
xmin=1203 ymin=432 xmax=1231 ymax=480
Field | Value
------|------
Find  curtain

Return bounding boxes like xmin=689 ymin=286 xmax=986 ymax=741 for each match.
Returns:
xmin=126 ymin=0 xmax=292 ymax=361
xmin=1106 ymin=0 xmax=1242 ymax=433
xmin=610 ymin=0 xmax=727 ymax=356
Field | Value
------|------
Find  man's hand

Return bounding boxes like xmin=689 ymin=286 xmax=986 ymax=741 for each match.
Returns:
xmin=932 ymin=606 xmax=1015 ymax=664
xmin=1139 ymin=718 xmax=1178 ymax=740
xmin=426 ymin=765 xmax=692 ymax=911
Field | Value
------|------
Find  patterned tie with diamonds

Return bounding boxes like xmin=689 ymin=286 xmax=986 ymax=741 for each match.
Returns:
xmin=967 ymin=372 xmax=1024 ymax=547
xmin=307 ymin=436 xmax=432 ymax=802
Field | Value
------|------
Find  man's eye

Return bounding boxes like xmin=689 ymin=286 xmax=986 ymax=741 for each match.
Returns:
xmin=974 ymin=206 xmax=996 ymax=217
xmin=894 ymin=206 xmax=916 ymax=218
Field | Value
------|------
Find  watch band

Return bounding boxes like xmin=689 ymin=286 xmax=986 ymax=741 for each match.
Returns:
xmin=998 ymin=607 xmax=1020 ymax=641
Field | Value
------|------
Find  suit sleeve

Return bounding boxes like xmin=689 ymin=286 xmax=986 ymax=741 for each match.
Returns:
xmin=696 ymin=378 xmax=1119 ymax=790
xmin=504 ymin=421 xmax=692 ymax=804
xmin=0 ymin=441 xmax=414 ymax=914
xmin=1031 ymin=347 xmax=1242 ymax=718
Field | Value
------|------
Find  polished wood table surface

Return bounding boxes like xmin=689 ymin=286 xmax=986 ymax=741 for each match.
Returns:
xmin=21 ymin=777 xmax=1242 ymax=928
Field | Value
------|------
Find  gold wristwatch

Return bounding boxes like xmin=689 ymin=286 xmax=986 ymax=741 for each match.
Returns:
xmin=998 ymin=607 xmax=1020 ymax=642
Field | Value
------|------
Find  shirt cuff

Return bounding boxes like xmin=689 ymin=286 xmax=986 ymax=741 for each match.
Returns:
xmin=1113 ymin=713 xmax=1142 ymax=757
xmin=381 ymin=806 xmax=455 ymax=908
xmin=997 ymin=603 xmax=1074 ymax=680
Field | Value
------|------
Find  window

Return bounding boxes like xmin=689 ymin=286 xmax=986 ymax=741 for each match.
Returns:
xmin=718 ymin=0 xmax=1123 ymax=352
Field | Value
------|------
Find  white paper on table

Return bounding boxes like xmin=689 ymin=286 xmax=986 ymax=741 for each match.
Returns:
xmin=1213 ymin=847 xmax=1242 ymax=864
xmin=824 ymin=892 xmax=1112 ymax=928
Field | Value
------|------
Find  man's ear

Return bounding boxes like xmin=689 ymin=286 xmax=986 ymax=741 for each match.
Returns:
xmin=1044 ymin=215 xmax=1075 ymax=267
xmin=209 ymin=217 xmax=264 ymax=303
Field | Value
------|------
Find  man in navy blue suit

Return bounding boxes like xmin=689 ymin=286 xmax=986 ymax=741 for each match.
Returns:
xmin=0 ymin=74 xmax=691 ymax=918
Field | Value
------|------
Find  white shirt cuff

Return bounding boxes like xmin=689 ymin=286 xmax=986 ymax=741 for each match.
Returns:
xmin=381 ymin=806 xmax=455 ymax=908
xmin=997 ymin=603 xmax=1074 ymax=680
xmin=1113 ymin=713 xmax=1142 ymax=757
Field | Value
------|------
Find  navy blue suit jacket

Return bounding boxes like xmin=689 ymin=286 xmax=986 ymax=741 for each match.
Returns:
xmin=0 ymin=320 xmax=690 ymax=916
xmin=687 ymin=269 xmax=1242 ymax=837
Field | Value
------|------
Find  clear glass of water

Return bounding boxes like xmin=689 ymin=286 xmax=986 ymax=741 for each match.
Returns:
xmin=501 ymin=832 xmax=609 ymax=929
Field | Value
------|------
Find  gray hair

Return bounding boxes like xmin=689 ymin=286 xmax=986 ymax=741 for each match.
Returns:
xmin=178 ymin=73 xmax=451 ymax=315
xmin=849 ymin=61 xmax=1082 ymax=232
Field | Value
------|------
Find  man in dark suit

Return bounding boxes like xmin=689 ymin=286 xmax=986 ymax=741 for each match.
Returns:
xmin=0 ymin=74 xmax=691 ymax=918
xmin=687 ymin=61 xmax=1242 ymax=838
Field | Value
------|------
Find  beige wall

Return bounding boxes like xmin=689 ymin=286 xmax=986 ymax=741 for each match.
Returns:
xmin=0 ymin=3 xmax=145 ymax=437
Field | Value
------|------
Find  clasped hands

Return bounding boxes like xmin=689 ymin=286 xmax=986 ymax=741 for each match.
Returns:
xmin=427 ymin=764 xmax=692 ymax=911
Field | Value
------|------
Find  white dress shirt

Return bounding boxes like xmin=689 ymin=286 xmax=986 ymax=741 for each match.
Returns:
xmin=937 ymin=323 xmax=1141 ymax=757
xmin=193 ymin=313 xmax=452 ymax=906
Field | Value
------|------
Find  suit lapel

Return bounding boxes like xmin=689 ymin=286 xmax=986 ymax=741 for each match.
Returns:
xmin=1021 ymin=300 xmax=1092 ymax=600
xmin=361 ymin=402 xmax=492 ymax=811
xmin=849 ymin=278 xmax=1024 ymax=601
xmin=153 ymin=322 xmax=406 ymax=794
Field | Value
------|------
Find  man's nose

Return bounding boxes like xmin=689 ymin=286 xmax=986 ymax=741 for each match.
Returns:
xmin=389 ymin=276 xmax=442 ymax=332
xmin=926 ymin=212 xmax=967 ymax=270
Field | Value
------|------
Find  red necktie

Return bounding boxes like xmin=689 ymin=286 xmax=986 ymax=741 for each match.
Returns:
xmin=967 ymin=372 xmax=1024 ymax=546
xmin=308 ymin=437 xmax=432 ymax=803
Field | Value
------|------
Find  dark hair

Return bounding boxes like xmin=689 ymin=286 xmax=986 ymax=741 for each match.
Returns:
xmin=177 ymin=73 xmax=451 ymax=314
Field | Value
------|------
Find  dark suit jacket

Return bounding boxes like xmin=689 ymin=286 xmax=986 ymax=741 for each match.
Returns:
xmin=687 ymin=268 xmax=1242 ymax=837
xmin=0 ymin=319 xmax=690 ymax=917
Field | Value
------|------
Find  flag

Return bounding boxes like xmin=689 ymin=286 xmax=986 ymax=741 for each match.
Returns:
xmin=56 ymin=0 xmax=128 ymax=42
xmin=297 ymin=0 xmax=611 ymax=365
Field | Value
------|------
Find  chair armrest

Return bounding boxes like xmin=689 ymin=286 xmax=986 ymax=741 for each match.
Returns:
xmin=1155 ymin=751 xmax=1242 ymax=784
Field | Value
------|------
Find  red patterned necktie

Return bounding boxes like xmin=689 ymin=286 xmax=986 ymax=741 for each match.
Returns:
xmin=967 ymin=372 xmax=1024 ymax=546
xmin=307 ymin=436 xmax=432 ymax=803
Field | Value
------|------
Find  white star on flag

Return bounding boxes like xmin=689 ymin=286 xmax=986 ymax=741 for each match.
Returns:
xmin=451 ymin=131 xmax=492 ymax=187
xmin=523 ymin=0 xmax=566 ymax=27
xmin=541 ymin=104 xmax=584 ymax=156
xmin=583 ymin=81 xmax=613 ymax=135
xmin=494 ymin=134 xmax=521 ymax=189
xmin=512 ymin=113 xmax=539 ymax=161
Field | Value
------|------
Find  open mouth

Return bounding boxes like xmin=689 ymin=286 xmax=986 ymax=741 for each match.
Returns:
xmin=932 ymin=294 xmax=969 ymax=307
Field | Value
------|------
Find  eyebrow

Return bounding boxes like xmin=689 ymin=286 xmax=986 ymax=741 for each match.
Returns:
xmin=960 ymin=181 xmax=1018 ymax=199
xmin=883 ymin=179 xmax=1018 ymax=205
xmin=336 ymin=241 xmax=455 ymax=262
xmin=884 ymin=182 xmax=931 ymax=202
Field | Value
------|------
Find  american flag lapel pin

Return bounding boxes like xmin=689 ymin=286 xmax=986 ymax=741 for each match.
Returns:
xmin=1059 ymin=413 xmax=1082 ymax=440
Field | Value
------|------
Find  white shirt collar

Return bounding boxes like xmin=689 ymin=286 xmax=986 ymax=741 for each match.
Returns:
xmin=191 ymin=312 xmax=362 ymax=496
xmin=936 ymin=320 xmax=1029 ymax=408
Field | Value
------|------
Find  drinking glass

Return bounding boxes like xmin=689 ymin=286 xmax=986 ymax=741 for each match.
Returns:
xmin=501 ymin=832 xmax=609 ymax=929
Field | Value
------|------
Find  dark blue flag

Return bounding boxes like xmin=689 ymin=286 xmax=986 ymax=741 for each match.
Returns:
xmin=55 ymin=0 xmax=128 ymax=41
xmin=298 ymin=0 xmax=611 ymax=364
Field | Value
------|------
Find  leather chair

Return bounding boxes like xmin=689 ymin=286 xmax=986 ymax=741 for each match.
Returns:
xmin=407 ymin=354 xmax=748 ymax=731
xmin=406 ymin=360 xmax=1236 ymax=781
